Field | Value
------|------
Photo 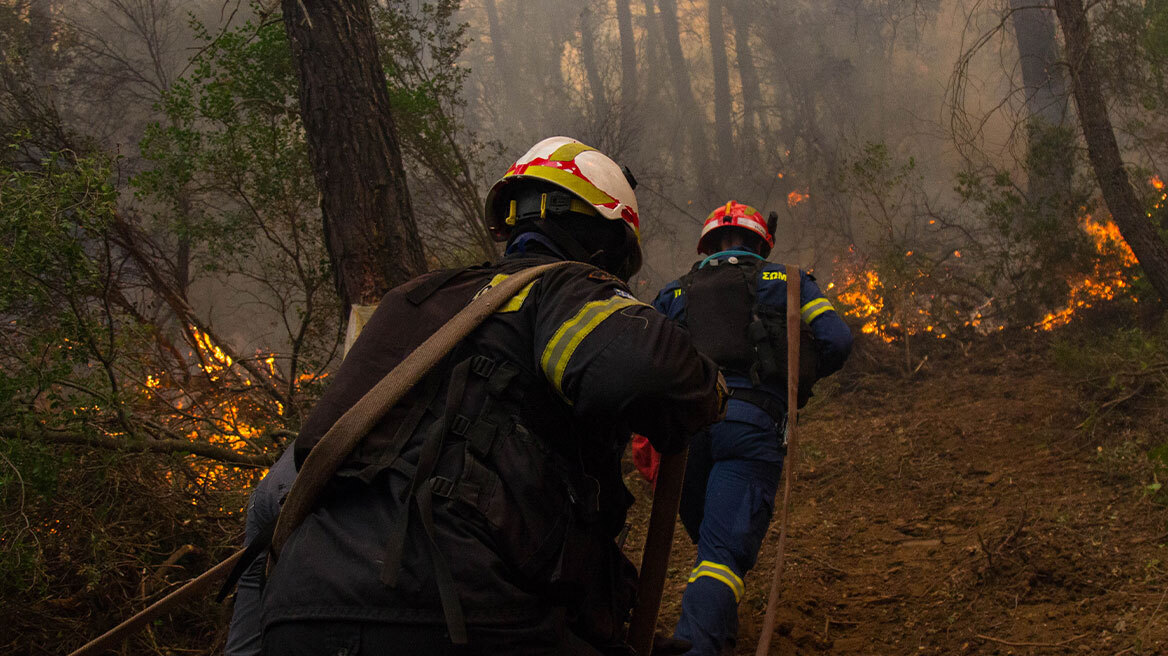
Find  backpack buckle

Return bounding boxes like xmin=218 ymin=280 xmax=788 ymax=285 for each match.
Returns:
xmin=469 ymin=355 xmax=497 ymax=378
xmin=449 ymin=414 xmax=472 ymax=437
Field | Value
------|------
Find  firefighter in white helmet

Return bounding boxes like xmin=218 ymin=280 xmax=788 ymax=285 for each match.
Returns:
xmin=257 ymin=137 xmax=726 ymax=655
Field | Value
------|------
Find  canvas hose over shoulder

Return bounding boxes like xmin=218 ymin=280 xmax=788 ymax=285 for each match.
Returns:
xmin=259 ymin=254 xmax=723 ymax=654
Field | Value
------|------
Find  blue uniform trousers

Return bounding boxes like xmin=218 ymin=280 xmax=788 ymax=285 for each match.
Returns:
xmin=674 ymin=399 xmax=784 ymax=656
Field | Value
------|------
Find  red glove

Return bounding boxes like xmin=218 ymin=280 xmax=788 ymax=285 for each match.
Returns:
xmin=631 ymin=433 xmax=661 ymax=485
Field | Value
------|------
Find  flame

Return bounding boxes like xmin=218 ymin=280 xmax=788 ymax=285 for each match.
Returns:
xmin=833 ymin=247 xmax=954 ymax=343
xmin=835 ymin=266 xmax=893 ymax=342
xmin=835 ymin=208 xmax=1143 ymax=341
xmin=134 ymin=327 xmax=322 ymax=498
xmin=787 ymin=190 xmax=809 ymax=207
xmin=1152 ymin=175 xmax=1164 ymax=191
xmin=1034 ymin=216 xmax=1137 ymax=330
xmin=192 ymin=327 xmax=233 ymax=369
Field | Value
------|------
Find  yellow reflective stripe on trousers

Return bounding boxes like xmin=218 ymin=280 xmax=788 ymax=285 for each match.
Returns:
xmin=687 ymin=560 xmax=745 ymax=602
xmin=800 ymin=297 xmax=835 ymax=323
xmin=540 ymin=296 xmax=643 ymax=397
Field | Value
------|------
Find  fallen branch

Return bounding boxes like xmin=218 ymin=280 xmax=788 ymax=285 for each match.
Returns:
xmin=0 ymin=426 xmax=275 ymax=467
xmin=975 ymin=633 xmax=1087 ymax=648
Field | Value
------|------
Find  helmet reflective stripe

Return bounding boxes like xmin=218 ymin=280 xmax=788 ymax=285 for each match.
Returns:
xmin=504 ymin=160 xmax=619 ymax=209
xmin=548 ymin=141 xmax=595 ymax=162
xmin=485 ymin=136 xmax=640 ymax=241
xmin=697 ymin=200 xmax=774 ymax=255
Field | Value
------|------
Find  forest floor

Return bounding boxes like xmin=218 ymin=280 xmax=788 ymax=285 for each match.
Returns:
xmin=625 ymin=331 xmax=1168 ymax=655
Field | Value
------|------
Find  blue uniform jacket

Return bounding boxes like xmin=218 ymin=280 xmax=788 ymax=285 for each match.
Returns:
xmin=651 ymin=251 xmax=853 ymax=424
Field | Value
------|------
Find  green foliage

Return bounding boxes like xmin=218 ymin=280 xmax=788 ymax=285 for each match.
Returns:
xmin=136 ymin=9 xmax=339 ymax=390
xmin=0 ymin=147 xmax=116 ymax=312
xmin=371 ymin=0 xmax=497 ymax=262
xmin=136 ymin=12 xmax=318 ymax=267
xmin=1053 ymin=322 xmax=1168 ymax=435
xmin=829 ymin=142 xmax=983 ymax=341
xmin=1147 ymin=442 xmax=1168 ymax=504
xmin=954 ymin=125 xmax=1112 ymax=323
xmin=0 ymin=147 xmax=136 ymax=429
xmin=1095 ymin=0 xmax=1168 ymax=111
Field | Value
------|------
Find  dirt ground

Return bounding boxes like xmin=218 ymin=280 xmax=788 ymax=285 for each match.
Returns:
xmin=624 ymin=335 xmax=1168 ymax=655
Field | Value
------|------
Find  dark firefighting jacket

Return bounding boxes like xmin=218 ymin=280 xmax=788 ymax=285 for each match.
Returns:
xmin=261 ymin=253 xmax=722 ymax=647
xmin=652 ymin=252 xmax=852 ymax=414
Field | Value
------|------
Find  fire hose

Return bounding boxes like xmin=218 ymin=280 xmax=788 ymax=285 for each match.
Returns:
xmin=753 ymin=264 xmax=804 ymax=656
xmin=67 ymin=261 xmax=571 ymax=656
xmin=626 ymin=447 xmax=689 ymax=656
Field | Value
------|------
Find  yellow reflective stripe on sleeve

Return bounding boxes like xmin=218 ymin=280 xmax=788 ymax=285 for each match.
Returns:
xmin=540 ymin=295 xmax=644 ymax=396
xmin=687 ymin=560 xmax=745 ymax=602
xmin=475 ymin=274 xmax=537 ymax=313
xmin=800 ymin=297 xmax=834 ymax=323
xmin=500 ymin=280 xmax=537 ymax=313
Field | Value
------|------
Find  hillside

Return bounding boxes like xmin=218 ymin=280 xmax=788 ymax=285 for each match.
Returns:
xmin=627 ymin=331 xmax=1168 ymax=655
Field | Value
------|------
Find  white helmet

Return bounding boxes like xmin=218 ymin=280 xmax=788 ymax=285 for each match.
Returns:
xmin=484 ymin=136 xmax=641 ymax=246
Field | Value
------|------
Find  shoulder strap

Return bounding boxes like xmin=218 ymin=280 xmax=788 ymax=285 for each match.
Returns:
xmin=406 ymin=266 xmax=470 ymax=306
xmin=271 ymin=260 xmax=574 ymax=556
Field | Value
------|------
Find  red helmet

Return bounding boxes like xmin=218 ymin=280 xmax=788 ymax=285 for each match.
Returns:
xmin=697 ymin=201 xmax=775 ymax=256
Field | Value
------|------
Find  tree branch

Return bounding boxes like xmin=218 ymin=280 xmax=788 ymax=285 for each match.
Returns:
xmin=0 ymin=426 xmax=277 ymax=467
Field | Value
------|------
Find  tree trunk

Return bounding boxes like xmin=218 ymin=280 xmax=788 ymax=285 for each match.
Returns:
xmin=281 ymin=0 xmax=426 ymax=307
xmin=641 ymin=0 xmax=664 ymax=107
xmin=26 ymin=0 xmax=54 ymax=51
xmin=578 ymin=5 xmax=607 ymax=111
xmin=1010 ymin=0 xmax=1068 ymax=126
xmin=1011 ymin=0 xmax=1073 ymax=227
xmin=730 ymin=0 xmax=762 ymax=161
xmin=1054 ymin=0 xmax=1168 ymax=301
xmin=658 ymin=0 xmax=711 ymax=183
xmin=483 ymin=0 xmax=519 ymax=100
xmin=708 ymin=0 xmax=734 ymax=172
xmin=616 ymin=0 xmax=638 ymax=112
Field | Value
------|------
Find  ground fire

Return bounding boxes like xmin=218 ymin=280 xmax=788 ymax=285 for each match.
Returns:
xmin=829 ymin=182 xmax=1160 ymax=341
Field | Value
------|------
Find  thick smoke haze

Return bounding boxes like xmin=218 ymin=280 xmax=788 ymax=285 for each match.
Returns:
xmin=8 ymin=0 xmax=1160 ymax=352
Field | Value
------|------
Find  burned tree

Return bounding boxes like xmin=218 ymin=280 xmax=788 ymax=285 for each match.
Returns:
xmin=616 ymin=0 xmax=638 ymax=111
xmin=1010 ymin=0 xmax=1074 ymax=222
xmin=578 ymin=5 xmax=607 ymax=111
xmin=658 ymin=0 xmax=712 ymax=184
xmin=1010 ymin=0 xmax=1068 ymax=126
xmin=1054 ymin=0 xmax=1168 ymax=301
xmin=730 ymin=0 xmax=763 ymax=162
xmin=281 ymin=0 xmax=426 ymax=307
xmin=708 ymin=0 xmax=734 ymax=174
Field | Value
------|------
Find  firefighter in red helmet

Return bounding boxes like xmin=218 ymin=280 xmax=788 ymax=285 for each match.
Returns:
xmin=651 ymin=201 xmax=853 ymax=655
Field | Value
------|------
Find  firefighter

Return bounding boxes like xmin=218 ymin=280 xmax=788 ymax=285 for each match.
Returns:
xmin=224 ymin=448 xmax=294 ymax=656
xmin=260 ymin=137 xmax=726 ymax=655
xmin=651 ymin=201 xmax=853 ymax=656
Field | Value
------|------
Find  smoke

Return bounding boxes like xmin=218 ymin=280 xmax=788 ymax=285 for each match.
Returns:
xmin=455 ymin=0 xmax=1025 ymax=290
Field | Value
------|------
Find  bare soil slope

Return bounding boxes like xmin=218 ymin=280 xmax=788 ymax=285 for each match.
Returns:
xmin=626 ymin=336 xmax=1168 ymax=655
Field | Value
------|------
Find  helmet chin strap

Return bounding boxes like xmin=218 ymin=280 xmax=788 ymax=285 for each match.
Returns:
xmin=506 ymin=189 xmax=639 ymax=280
xmin=533 ymin=218 xmax=629 ymax=277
